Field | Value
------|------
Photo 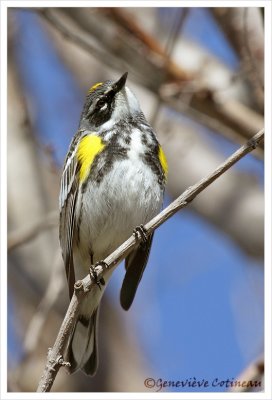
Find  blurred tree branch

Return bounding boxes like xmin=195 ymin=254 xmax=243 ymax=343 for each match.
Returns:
xmin=8 ymin=45 xmax=58 ymax=289
xmin=36 ymin=7 xmax=190 ymax=89
xmin=33 ymin=7 xmax=263 ymax=151
xmin=22 ymin=250 xmax=64 ymax=357
xmin=8 ymin=211 xmax=58 ymax=251
xmin=37 ymin=129 xmax=264 ymax=392
xmin=151 ymin=8 xmax=190 ymax=125
xmin=211 ymin=7 xmax=264 ymax=111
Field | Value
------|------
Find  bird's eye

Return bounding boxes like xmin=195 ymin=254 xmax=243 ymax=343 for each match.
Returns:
xmin=97 ymin=98 xmax=106 ymax=108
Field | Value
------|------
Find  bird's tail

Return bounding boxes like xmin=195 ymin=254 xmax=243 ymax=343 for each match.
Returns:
xmin=65 ymin=304 xmax=99 ymax=376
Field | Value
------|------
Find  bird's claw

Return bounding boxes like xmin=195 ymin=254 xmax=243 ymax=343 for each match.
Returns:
xmin=133 ymin=224 xmax=148 ymax=243
xmin=89 ymin=262 xmax=107 ymax=290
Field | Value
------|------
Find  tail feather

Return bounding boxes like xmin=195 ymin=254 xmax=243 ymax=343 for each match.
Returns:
xmin=120 ymin=234 xmax=154 ymax=310
xmin=66 ymin=308 xmax=99 ymax=376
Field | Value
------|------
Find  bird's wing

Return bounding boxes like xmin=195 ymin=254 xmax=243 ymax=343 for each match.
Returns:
xmin=120 ymin=233 xmax=154 ymax=310
xmin=59 ymin=138 xmax=80 ymax=299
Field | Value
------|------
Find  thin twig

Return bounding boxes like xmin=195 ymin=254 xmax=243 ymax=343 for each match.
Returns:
xmin=37 ymin=129 xmax=264 ymax=392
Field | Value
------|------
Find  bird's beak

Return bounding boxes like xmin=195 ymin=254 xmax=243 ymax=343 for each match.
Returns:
xmin=112 ymin=72 xmax=128 ymax=94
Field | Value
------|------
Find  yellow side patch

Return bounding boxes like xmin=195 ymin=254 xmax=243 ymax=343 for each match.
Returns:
xmin=158 ymin=145 xmax=168 ymax=177
xmin=88 ymin=82 xmax=103 ymax=93
xmin=77 ymin=135 xmax=105 ymax=182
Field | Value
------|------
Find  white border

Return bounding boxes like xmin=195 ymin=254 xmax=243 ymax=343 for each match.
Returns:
xmin=264 ymin=1 xmax=272 ymax=398
xmin=1 ymin=1 xmax=271 ymax=399
xmin=0 ymin=0 xmax=271 ymax=8
xmin=0 ymin=2 xmax=8 ymax=400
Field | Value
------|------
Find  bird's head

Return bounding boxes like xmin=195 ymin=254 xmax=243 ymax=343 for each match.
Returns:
xmin=81 ymin=72 xmax=142 ymax=130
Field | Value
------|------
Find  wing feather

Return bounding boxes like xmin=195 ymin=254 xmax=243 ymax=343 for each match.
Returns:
xmin=59 ymin=135 xmax=81 ymax=299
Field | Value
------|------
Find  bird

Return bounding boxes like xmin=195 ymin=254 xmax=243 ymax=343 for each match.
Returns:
xmin=59 ymin=72 xmax=168 ymax=375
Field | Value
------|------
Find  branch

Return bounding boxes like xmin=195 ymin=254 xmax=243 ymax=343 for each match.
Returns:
xmin=37 ymin=129 xmax=264 ymax=392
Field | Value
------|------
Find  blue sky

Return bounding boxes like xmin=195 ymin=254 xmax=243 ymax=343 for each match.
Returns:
xmin=9 ymin=8 xmax=264 ymax=392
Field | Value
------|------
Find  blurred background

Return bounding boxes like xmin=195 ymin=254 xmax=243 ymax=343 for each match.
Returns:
xmin=7 ymin=6 xmax=264 ymax=393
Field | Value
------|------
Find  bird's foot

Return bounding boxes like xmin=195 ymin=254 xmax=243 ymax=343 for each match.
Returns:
xmin=133 ymin=224 xmax=148 ymax=243
xmin=89 ymin=261 xmax=107 ymax=290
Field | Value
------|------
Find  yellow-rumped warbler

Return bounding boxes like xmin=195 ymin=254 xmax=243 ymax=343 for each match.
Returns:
xmin=59 ymin=72 xmax=167 ymax=375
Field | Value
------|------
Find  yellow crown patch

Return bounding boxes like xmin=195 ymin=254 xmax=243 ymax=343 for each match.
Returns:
xmin=88 ymin=82 xmax=103 ymax=94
